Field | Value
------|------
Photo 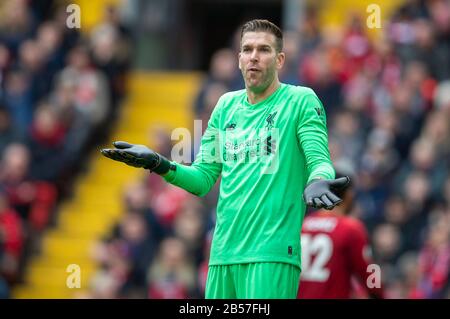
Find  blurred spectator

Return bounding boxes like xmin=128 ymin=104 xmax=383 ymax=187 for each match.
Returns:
xmin=90 ymin=5 xmax=131 ymax=107
xmin=427 ymin=0 xmax=450 ymax=80
xmin=0 ymin=106 xmax=21 ymax=155
xmin=18 ymin=39 xmax=51 ymax=103
xmin=330 ymin=109 xmax=365 ymax=165
xmin=383 ymin=194 xmax=424 ymax=253
xmin=278 ymin=31 xmax=300 ymax=85
xmin=194 ymin=48 xmax=242 ymax=117
xmin=434 ymin=80 xmax=450 ymax=113
xmin=2 ymin=69 xmax=33 ymax=136
xmin=395 ymin=251 xmax=420 ymax=298
xmin=151 ymin=183 xmax=192 ymax=228
xmin=421 ymin=110 xmax=450 ymax=158
xmin=197 ymin=82 xmax=228 ymax=150
xmin=57 ymin=45 xmax=110 ymax=131
xmin=0 ymin=143 xmax=57 ymax=232
xmin=394 ymin=138 xmax=447 ymax=199
xmin=372 ymin=223 xmax=402 ymax=265
xmin=123 ymin=180 xmax=166 ymax=243
xmin=173 ymin=199 xmax=206 ymax=266
xmin=116 ymin=210 xmax=157 ymax=297
xmin=0 ymin=0 xmax=130 ymax=296
xmin=50 ymin=77 xmax=91 ymax=175
xmin=147 ymin=237 xmax=198 ymax=299
xmin=0 ymin=0 xmax=35 ymax=54
xmin=27 ymin=101 xmax=67 ymax=182
xmin=0 ymin=276 xmax=9 ymax=298
xmin=85 ymin=269 xmax=121 ymax=299
xmin=414 ymin=212 xmax=450 ymax=298
xmin=297 ymin=5 xmax=322 ymax=54
xmin=300 ymin=44 xmax=343 ymax=117
xmin=0 ymin=188 xmax=23 ymax=283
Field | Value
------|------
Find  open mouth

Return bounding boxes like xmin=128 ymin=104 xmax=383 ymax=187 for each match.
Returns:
xmin=248 ymin=67 xmax=260 ymax=72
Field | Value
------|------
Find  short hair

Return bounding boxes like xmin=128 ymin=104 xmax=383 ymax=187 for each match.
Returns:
xmin=240 ymin=19 xmax=283 ymax=52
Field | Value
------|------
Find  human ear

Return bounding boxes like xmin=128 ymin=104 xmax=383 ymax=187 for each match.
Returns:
xmin=276 ymin=52 xmax=285 ymax=69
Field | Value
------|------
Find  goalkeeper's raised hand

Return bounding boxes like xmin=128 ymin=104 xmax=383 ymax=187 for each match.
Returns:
xmin=303 ymin=176 xmax=350 ymax=210
xmin=100 ymin=141 xmax=173 ymax=175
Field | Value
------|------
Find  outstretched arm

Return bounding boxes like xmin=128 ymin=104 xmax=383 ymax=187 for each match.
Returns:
xmin=297 ymin=92 xmax=349 ymax=209
xmin=101 ymin=139 xmax=222 ymax=197
xmin=101 ymin=96 xmax=224 ymax=197
xmin=162 ymin=122 xmax=223 ymax=197
xmin=101 ymin=141 xmax=174 ymax=174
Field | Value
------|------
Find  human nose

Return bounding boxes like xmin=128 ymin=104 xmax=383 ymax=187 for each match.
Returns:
xmin=250 ymin=49 xmax=259 ymax=62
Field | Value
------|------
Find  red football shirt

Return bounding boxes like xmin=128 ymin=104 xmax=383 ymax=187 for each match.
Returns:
xmin=297 ymin=210 xmax=383 ymax=299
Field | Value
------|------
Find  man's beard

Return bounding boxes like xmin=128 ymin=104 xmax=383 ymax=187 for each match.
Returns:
xmin=245 ymin=68 xmax=274 ymax=93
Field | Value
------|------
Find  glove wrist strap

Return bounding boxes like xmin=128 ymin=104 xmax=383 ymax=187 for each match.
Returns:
xmin=146 ymin=154 xmax=172 ymax=175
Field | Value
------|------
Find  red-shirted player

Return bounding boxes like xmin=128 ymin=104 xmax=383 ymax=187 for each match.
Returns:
xmin=298 ymin=171 xmax=383 ymax=299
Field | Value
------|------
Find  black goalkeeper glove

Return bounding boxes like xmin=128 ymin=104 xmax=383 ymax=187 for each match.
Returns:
xmin=303 ymin=176 xmax=350 ymax=210
xmin=100 ymin=141 xmax=173 ymax=175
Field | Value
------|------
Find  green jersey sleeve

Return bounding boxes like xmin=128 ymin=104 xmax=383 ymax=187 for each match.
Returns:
xmin=296 ymin=91 xmax=335 ymax=183
xmin=162 ymin=96 xmax=223 ymax=196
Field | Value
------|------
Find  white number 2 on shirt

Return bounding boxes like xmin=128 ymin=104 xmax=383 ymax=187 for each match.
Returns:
xmin=301 ymin=234 xmax=333 ymax=282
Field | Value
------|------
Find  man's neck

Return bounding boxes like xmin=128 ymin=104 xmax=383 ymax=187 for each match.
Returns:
xmin=246 ymin=78 xmax=280 ymax=105
xmin=331 ymin=206 xmax=346 ymax=216
xmin=318 ymin=205 xmax=346 ymax=216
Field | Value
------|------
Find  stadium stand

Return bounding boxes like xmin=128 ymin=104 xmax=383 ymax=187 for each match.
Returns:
xmin=2 ymin=0 xmax=449 ymax=299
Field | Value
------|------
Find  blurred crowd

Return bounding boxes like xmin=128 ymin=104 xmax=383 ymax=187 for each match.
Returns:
xmin=89 ymin=0 xmax=450 ymax=299
xmin=0 ymin=0 xmax=131 ymax=298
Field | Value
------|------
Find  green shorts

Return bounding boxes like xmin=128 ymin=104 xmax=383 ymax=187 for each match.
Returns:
xmin=205 ymin=262 xmax=300 ymax=299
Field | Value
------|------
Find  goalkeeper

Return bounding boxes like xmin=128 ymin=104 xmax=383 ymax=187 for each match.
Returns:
xmin=101 ymin=19 xmax=349 ymax=299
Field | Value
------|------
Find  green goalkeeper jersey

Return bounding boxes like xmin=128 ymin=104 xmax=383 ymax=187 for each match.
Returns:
xmin=163 ymin=83 xmax=335 ymax=269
